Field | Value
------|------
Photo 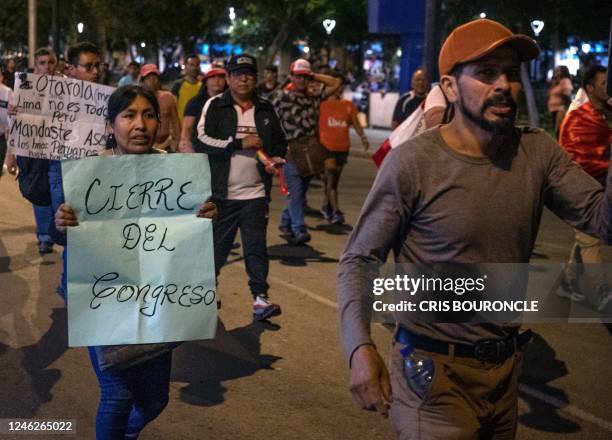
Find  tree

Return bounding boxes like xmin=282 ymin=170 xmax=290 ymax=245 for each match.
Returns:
xmin=229 ymin=0 xmax=367 ymax=67
xmin=83 ymin=0 xmax=228 ymax=59
xmin=443 ymin=0 xmax=610 ymax=48
xmin=0 ymin=0 xmax=58 ymax=54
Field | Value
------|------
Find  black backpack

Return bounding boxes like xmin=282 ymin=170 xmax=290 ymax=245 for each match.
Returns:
xmin=16 ymin=156 xmax=51 ymax=206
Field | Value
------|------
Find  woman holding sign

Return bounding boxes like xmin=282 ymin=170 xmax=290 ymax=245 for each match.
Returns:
xmin=55 ymin=85 xmax=217 ymax=439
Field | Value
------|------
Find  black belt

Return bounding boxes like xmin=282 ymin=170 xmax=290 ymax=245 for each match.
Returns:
xmin=395 ymin=326 xmax=532 ymax=364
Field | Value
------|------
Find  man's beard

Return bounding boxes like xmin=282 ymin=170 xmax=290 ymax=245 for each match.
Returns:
xmin=459 ymin=92 xmax=517 ymax=137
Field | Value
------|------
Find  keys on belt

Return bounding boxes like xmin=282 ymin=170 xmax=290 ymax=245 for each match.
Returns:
xmin=395 ymin=326 xmax=532 ymax=364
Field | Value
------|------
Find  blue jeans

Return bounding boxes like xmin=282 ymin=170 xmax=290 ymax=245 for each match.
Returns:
xmin=281 ymin=160 xmax=312 ymax=234
xmin=48 ymin=160 xmax=67 ymax=297
xmin=33 ymin=204 xmax=54 ymax=243
xmin=88 ymin=348 xmax=172 ymax=440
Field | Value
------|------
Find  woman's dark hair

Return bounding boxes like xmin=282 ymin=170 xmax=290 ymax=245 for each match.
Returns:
xmin=105 ymin=85 xmax=160 ymax=148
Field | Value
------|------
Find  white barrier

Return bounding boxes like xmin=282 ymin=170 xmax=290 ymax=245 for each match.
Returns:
xmin=341 ymin=90 xmax=400 ymax=129
xmin=368 ymin=92 xmax=399 ymax=129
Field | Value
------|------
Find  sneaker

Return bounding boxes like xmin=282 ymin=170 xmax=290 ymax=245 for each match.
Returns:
xmin=555 ymin=281 xmax=586 ymax=302
xmin=38 ymin=241 xmax=53 ymax=255
xmin=320 ymin=203 xmax=332 ymax=221
xmin=598 ymin=287 xmax=612 ymax=312
xmin=253 ymin=295 xmax=282 ymax=321
xmin=331 ymin=210 xmax=345 ymax=225
xmin=291 ymin=231 xmax=311 ymax=245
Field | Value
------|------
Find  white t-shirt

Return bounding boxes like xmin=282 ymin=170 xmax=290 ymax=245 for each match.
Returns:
xmin=227 ymin=104 xmax=265 ymax=200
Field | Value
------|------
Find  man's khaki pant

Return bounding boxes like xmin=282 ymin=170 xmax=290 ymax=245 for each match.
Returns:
xmin=564 ymin=230 xmax=607 ymax=289
xmin=389 ymin=341 xmax=522 ymax=440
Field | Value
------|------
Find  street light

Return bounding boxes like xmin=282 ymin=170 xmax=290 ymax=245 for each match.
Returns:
xmin=322 ymin=19 xmax=336 ymax=35
xmin=140 ymin=42 xmax=146 ymax=48
xmin=229 ymin=7 xmax=236 ymax=22
xmin=480 ymin=12 xmax=486 ymax=19
xmin=77 ymin=22 xmax=84 ymax=34
xmin=530 ymin=20 xmax=544 ymax=37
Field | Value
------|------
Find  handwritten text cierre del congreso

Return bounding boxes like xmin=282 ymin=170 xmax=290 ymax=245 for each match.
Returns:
xmin=90 ymin=272 xmax=216 ymax=317
xmin=84 ymin=176 xmax=195 ymax=214
xmin=83 ymin=173 xmax=213 ymax=317
xmin=64 ymin=153 xmax=217 ymax=346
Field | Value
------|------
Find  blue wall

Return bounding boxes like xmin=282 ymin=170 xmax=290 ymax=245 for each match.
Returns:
xmin=368 ymin=0 xmax=425 ymax=93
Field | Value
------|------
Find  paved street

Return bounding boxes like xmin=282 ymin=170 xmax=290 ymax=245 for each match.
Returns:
xmin=1 ymin=129 xmax=611 ymax=439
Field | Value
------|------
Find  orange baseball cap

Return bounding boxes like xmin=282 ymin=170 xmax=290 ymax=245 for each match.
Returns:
xmin=438 ymin=19 xmax=540 ymax=76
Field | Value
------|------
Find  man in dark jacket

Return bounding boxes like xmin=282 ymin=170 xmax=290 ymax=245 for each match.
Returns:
xmin=196 ymin=54 xmax=286 ymax=321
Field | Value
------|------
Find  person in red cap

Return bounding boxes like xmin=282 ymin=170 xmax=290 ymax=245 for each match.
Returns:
xmin=178 ymin=63 xmax=227 ymax=153
xmin=338 ymin=19 xmax=612 ymax=439
xmin=271 ymin=58 xmax=342 ymax=245
xmin=140 ymin=63 xmax=180 ymax=152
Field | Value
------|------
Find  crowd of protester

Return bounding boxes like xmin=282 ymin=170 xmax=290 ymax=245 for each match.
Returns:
xmin=0 ymin=42 xmax=372 ymax=439
xmin=0 ymin=17 xmax=610 ymax=438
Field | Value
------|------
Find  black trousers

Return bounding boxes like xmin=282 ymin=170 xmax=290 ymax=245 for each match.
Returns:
xmin=0 ymin=135 xmax=6 ymax=176
xmin=213 ymin=197 xmax=269 ymax=297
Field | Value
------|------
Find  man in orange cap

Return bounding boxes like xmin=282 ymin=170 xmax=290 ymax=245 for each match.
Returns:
xmin=338 ymin=19 xmax=612 ymax=438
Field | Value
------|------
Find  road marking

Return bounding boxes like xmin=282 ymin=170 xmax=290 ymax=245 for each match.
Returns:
xmin=237 ymin=262 xmax=339 ymax=309
xmin=519 ymin=384 xmax=612 ymax=432
xmin=262 ymin=265 xmax=612 ymax=433
xmin=268 ymin=273 xmax=339 ymax=309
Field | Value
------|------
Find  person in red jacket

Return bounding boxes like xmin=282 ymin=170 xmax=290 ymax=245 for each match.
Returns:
xmin=558 ymin=65 xmax=612 ymax=309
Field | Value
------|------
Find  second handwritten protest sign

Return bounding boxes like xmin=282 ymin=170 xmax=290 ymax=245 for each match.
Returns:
xmin=8 ymin=72 xmax=114 ymax=160
xmin=63 ymin=154 xmax=217 ymax=346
